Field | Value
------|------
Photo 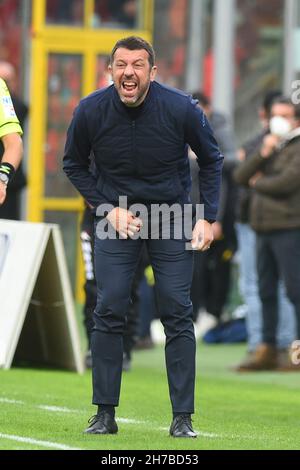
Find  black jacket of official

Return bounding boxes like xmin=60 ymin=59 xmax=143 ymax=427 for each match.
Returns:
xmin=63 ymin=81 xmax=223 ymax=221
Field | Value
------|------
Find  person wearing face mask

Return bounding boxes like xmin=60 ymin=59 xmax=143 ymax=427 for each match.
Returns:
xmin=234 ymin=97 xmax=300 ymax=371
xmin=233 ymin=93 xmax=296 ymax=371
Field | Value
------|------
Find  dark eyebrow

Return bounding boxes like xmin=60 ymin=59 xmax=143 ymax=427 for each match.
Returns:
xmin=114 ymin=58 xmax=146 ymax=65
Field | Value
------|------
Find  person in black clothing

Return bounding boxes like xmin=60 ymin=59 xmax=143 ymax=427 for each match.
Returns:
xmin=80 ymin=204 xmax=98 ymax=367
xmin=0 ymin=61 xmax=28 ymax=220
xmin=64 ymin=37 xmax=223 ymax=438
xmin=190 ymin=92 xmax=237 ymax=326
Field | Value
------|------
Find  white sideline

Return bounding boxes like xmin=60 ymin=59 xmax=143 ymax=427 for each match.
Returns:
xmin=38 ymin=405 xmax=78 ymax=413
xmin=1 ymin=396 xmax=216 ymax=439
xmin=159 ymin=426 xmax=219 ymax=438
xmin=0 ymin=398 xmax=24 ymax=405
xmin=0 ymin=433 xmax=81 ymax=450
xmin=0 ymin=395 xmax=284 ymax=443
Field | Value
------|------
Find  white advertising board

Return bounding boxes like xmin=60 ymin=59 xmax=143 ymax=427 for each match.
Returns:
xmin=0 ymin=220 xmax=84 ymax=373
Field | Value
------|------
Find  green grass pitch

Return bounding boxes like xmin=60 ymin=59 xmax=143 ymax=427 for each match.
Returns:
xmin=1 ymin=343 xmax=300 ymax=450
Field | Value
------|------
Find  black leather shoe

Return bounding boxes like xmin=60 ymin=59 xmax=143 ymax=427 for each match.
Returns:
xmin=169 ymin=414 xmax=197 ymax=438
xmin=84 ymin=412 xmax=118 ymax=435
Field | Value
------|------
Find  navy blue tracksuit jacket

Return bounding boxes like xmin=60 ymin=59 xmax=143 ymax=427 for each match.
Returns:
xmin=63 ymin=81 xmax=223 ymax=221
xmin=63 ymin=81 xmax=223 ymax=412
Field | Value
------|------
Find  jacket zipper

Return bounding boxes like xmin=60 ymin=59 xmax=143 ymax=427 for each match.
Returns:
xmin=132 ymin=120 xmax=138 ymax=176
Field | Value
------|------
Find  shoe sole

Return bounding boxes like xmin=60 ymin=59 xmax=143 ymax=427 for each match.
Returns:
xmin=84 ymin=429 xmax=118 ymax=435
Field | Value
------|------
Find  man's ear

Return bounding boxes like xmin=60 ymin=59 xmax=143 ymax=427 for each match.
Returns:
xmin=150 ymin=66 xmax=157 ymax=82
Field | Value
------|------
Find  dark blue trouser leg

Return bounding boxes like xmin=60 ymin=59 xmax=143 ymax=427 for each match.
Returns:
xmin=270 ymin=229 xmax=300 ymax=340
xmin=92 ymin=237 xmax=142 ymax=405
xmin=256 ymin=234 xmax=279 ymax=345
xmin=257 ymin=229 xmax=300 ymax=345
xmin=147 ymin=238 xmax=195 ymax=414
xmin=92 ymin=234 xmax=195 ymax=413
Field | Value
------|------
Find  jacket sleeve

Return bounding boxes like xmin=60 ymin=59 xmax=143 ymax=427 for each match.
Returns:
xmin=254 ymin=152 xmax=300 ymax=196
xmin=0 ymin=78 xmax=23 ymax=138
xmin=63 ymin=102 xmax=109 ymax=208
xmin=184 ymin=100 xmax=224 ymax=221
xmin=233 ymin=151 xmax=266 ymax=186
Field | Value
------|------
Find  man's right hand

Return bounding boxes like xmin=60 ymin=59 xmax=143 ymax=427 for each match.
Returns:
xmin=106 ymin=207 xmax=143 ymax=239
xmin=191 ymin=219 xmax=214 ymax=251
xmin=260 ymin=134 xmax=279 ymax=158
xmin=0 ymin=182 xmax=7 ymax=205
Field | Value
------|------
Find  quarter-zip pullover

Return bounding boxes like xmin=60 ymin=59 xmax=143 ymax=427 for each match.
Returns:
xmin=63 ymin=81 xmax=223 ymax=220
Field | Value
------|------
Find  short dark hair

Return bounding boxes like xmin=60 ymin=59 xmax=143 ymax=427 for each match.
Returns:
xmin=271 ymin=96 xmax=294 ymax=108
xmin=110 ymin=36 xmax=155 ymax=68
xmin=262 ymin=90 xmax=282 ymax=117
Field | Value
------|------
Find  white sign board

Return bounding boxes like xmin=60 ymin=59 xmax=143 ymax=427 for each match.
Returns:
xmin=0 ymin=220 xmax=84 ymax=373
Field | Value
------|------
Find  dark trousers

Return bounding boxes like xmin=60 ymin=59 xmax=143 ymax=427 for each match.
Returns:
xmin=91 ymin=236 xmax=195 ymax=414
xmin=257 ymin=229 xmax=300 ymax=345
xmin=0 ymin=191 xmax=20 ymax=220
xmin=80 ymin=208 xmax=144 ymax=356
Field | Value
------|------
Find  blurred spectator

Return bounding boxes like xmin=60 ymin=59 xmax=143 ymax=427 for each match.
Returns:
xmin=45 ymin=55 xmax=81 ymax=198
xmin=46 ymin=0 xmax=84 ymax=25
xmin=93 ymin=0 xmax=137 ymax=28
xmin=190 ymin=92 xmax=237 ymax=336
xmin=153 ymin=0 xmax=189 ymax=89
xmin=233 ymin=91 xmax=295 ymax=371
xmin=0 ymin=1 xmax=21 ymax=76
xmin=109 ymin=0 xmax=137 ymax=28
xmin=234 ymin=97 xmax=300 ymax=371
xmin=0 ymin=61 xmax=27 ymax=220
xmin=80 ymin=204 xmax=97 ymax=368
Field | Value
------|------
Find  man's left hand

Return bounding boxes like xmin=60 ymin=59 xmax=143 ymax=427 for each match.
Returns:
xmin=0 ymin=182 xmax=7 ymax=205
xmin=191 ymin=219 xmax=214 ymax=251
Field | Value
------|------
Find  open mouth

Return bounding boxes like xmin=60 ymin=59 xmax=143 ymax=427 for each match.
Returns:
xmin=122 ymin=81 xmax=138 ymax=93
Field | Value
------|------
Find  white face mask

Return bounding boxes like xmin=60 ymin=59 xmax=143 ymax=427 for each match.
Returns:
xmin=269 ymin=116 xmax=292 ymax=138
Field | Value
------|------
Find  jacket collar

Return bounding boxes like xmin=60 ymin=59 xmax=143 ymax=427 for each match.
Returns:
xmin=278 ymin=127 xmax=300 ymax=149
